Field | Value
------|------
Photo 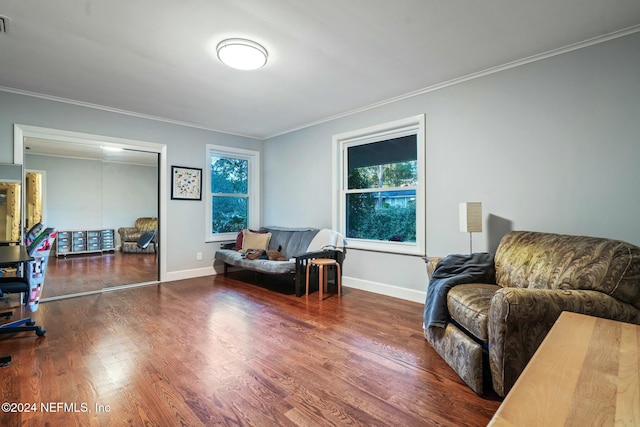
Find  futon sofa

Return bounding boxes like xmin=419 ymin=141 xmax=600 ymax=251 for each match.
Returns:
xmin=424 ymin=230 xmax=640 ymax=397
xmin=117 ymin=217 xmax=157 ymax=253
xmin=214 ymin=226 xmax=344 ymax=297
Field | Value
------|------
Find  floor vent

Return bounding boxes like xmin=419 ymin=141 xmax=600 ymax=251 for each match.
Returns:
xmin=0 ymin=16 xmax=10 ymax=34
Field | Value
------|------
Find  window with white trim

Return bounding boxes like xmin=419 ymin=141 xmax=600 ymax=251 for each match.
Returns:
xmin=205 ymin=145 xmax=260 ymax=242
xmin=333 ymin=115 xmax=425 ymax=255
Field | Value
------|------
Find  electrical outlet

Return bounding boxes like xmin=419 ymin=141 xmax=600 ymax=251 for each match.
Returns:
xmin=196 ymin=252 xmax=203 ymax=261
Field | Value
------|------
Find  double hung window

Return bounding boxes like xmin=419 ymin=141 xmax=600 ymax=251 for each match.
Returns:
xmin=206 ymin=145 xmax=260 ymax=242
xmin=333 ymin=115 xmax=425 ymax=255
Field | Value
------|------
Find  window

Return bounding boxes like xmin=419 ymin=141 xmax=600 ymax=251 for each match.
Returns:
xmin=205 ymin=145 xmax=260 ymax=242
xmin=333 ymin=115 xmax=425 ymax=255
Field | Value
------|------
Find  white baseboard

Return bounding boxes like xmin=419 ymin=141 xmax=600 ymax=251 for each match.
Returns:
xmin=343 ymin=276 xmax=426 ymax=303
xmin=163 ymin=268 xmax=425 ymax=304
xmin=165 ymin=266 xmax=216 ymax=282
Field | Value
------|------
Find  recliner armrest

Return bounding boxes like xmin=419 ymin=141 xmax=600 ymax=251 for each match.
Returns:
xmin=118 ymin=227 xmax=142 ymax=242
xmin=425 ymin=256 xmax=444 ymax=279
xmin=488 ymin=287 xmax=640 ymax=397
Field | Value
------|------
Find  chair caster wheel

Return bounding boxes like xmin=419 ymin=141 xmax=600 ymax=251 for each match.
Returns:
xmin=0 ymin=355 xmax=11 ymax=367
xmin=36 ymin=328 xmax=46 ymax=337
xmin=26 ymin=321 xmax=35 ymax=326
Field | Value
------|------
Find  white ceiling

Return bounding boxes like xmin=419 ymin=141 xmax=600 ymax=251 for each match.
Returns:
xmin=1 ymin=1 xmax=639 ymax=140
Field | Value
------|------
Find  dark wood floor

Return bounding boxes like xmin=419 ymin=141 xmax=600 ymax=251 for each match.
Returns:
xmin=0 ymin=272 xmax=501 ymax=426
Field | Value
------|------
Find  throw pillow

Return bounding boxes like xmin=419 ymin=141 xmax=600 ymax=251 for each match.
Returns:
xmin=241 ymin=230 xmax=272 ymax=253
xmin=234 ymin=228 xmax=267 ymax=250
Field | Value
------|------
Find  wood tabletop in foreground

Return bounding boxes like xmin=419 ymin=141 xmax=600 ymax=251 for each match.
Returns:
xmin=488 ymin=311 xmax=640 ymax=427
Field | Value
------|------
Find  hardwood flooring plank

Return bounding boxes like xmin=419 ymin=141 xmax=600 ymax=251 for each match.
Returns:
xmin=43 ymin=252 xmax=158 ymax=298
xmin=0 ymin=271 xmax=500 ymax=426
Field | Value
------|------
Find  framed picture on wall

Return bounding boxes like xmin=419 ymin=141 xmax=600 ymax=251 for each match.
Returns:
xmin=171 ymin=166 xmax=202 ymax=200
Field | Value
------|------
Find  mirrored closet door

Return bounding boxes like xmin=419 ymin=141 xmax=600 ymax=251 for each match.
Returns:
xmin=23 ymin=138 xmax=159 ymax=299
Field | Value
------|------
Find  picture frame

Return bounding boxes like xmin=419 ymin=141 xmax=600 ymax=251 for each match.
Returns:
xmin=171 ymin=166 xmax=202 ymax=200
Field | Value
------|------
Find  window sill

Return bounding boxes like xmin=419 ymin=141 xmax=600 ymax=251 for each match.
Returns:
xmin=346 ymin=238 xmax=425 ymax=257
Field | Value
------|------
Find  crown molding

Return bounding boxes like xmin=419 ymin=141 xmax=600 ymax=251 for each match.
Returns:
xmin=1 ymin=24 xmax=639 ymax=142
xmin=265 ymin=24 xmax=640 ymax=139
xmin=0 ymin=86 xmax=262 ymax=141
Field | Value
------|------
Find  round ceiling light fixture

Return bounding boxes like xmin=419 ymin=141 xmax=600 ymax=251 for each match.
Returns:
xmin=216 ymin=38 xmax=268 ymax=71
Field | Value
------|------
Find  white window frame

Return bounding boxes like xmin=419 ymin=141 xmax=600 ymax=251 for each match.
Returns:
xmin=332 ymin=114 xmax=426 ymax=256
xmin=205 ymin=144 xmax=261 ymax=242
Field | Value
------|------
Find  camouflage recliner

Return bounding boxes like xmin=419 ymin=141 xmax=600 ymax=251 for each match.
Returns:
xmin=117 ymin=217 xmax=157 ymax=253
xmin=425 ymin=231 xmax=640 ymax=397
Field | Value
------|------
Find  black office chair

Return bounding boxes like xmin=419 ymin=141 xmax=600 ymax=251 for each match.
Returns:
xmin=137 ymin=230 xmax=157 ymax=253
xmin=0 ymin=283 xmax=44 ymax=337
xmin=0 ymin=227 xmax=58 ymax=338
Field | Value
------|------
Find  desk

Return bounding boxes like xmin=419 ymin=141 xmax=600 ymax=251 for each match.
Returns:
xmin=0 ymin=245 xmax=33 ymax=367
xmin=0 ymin=245 xmax=32 ymax=279
xmin=0 ymin=245 xmax=32 ymax=267
xmin=488 ymin=311 xmax=640 ymax=426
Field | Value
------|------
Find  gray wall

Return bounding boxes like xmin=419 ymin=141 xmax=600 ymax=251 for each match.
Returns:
xmin=263 ymin=32 xmax=640 ymax=301
xmin=1 ymin=32 xmax=638 ymax=302
xmin=24 ymin=154 xmax=158 ymax=246
xmin=0 ymin=90 xmax=262 ymax=277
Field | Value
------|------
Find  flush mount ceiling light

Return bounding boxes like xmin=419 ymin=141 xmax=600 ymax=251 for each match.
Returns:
xmin=216 ymin=38 xmax=268 ymax=70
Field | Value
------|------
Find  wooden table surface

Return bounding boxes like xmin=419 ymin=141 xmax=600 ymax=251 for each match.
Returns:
xmin=488 ymin=311 xmax=640 ymax=427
